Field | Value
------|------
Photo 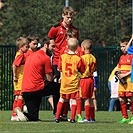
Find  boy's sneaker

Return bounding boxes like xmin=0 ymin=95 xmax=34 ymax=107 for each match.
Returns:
xmin=82 ymin=118 xmax=90 ymax=123
xmin=77 ymin=115 xmax=83 ymax=122
xmin=119 ymin=117 xmax=130 ymax=123
xmin=60 ymin=115 xmax=68 ymax=121
xmin=15 ymin=107 xmax=28 ymax=121
xmin=70 ymin=119 xmax=76 ymax=123
xmin=55 ymin=119 xmax=60 ymax=123
xmin=90 ymin=119 xmax=96 ymax=122
xmin=11 ymin=116 xmax=19 ymax=121
xmin=128 ymin=117 xmax=133 ymax=124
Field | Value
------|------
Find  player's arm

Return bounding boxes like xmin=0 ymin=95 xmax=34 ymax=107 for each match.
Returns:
xmin=45 ymin=56 xmax=54 ymax=82
xmin=57 ymin=55 xmax=62 ymax=83
xmin=12 ymin=52 xmax=23 ymax=82
xmin=118 ymin=71 xmax=131 ymax=79
xmin=45 ymin=72 xmax=54 ymax=82
xmin=77 ymin=58 xmax=85 ymax=73
xmin=126 ymin=34 xmax=133 ymax=51
xmin=93 ymin=71 xmax=98 ymax=91
xmin=12 ymin=64 xmax=18 ymax=82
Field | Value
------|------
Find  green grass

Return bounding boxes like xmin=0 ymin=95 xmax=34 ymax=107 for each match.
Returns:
xmin=0 ymin=111 xmax=133 ymax=133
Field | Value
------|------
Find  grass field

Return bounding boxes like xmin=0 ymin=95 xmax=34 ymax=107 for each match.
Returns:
xmin=0 ymin=111 xmax=133 ymax=133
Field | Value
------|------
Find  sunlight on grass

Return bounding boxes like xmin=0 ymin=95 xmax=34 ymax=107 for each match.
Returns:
xmin=0 ymin=111 xmax=133 ymax=133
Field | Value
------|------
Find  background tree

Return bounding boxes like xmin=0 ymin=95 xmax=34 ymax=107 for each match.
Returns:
xmin=74 ymin=0 xmax=132 ymax=45
xmin=1 ymin=0 xmax=63 ymax=44
xmin=0 ymin=0 xmax=132 ymax=45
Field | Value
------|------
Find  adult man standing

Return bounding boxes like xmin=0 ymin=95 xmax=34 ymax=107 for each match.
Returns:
xmin=15 ymin=38 xmax=60 ymax=121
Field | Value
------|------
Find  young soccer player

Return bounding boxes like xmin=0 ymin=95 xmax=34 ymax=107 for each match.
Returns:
xmin=11 ymin=37 xmax=29 ymax=121
xmin=55 ymin=38 xmax=85 ymax=123
xmin=116 ymin=38 xmax=133 ymax=124
xmin=48 ymin=7 xmax=79 ymax=117
xmin=59 ymin=29 xmax=83 ymax=121
xmin=78 ymin=39 xmax=97 ymax=122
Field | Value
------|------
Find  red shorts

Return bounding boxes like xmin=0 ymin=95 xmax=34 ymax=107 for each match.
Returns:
xmin=80 ymin=77 xmax=94 ymax=98
xmin=118 ymin=92 xmax=133 ymax=97
xmin=14 ymin=90 xmax=22 ymax=96
xmin=61 ymin=91 xmax=79 ymax=99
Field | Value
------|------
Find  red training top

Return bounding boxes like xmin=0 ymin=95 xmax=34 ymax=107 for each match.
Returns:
xmin=48 ymin=21 xmax=79 ymax=65
xmin=22 ymin=50 xmax=53 ymax=92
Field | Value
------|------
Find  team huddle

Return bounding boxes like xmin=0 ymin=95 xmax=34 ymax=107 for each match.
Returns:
xmin=11 ymin=6 xmax=97 ymax=123
xmin=11 ymin=6 xmax=133 ymax=124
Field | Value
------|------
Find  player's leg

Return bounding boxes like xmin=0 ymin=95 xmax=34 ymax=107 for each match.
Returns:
xmin=76 ymin=97 xmax=82 ymax=122
xmin=70 ymin=98 xmax=77 ymax=123
xmin=11 ymin=95 xmax=18 ymax=121
xmin=127 ymin=94 xmax=133 ymax=124
xmin=22 ymin=91 xmax=42 ymax=121
xmin=55 ymin=97 xmax=65 ymax=123
xmin=119 ymin=93 xmax=130 ymax=123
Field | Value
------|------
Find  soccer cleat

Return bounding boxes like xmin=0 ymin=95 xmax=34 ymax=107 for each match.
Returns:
xmin=70 ymin=119 xmax=76 ymax=123
xmin=90 ymin=119 xmax=96 ymax=122
xmin=60 ymin=115 xmax=68 ymax=121
xmin=82 ymin=118 xmax=90 ymax=123
xmin=119 ymin=117 xmax=130 ymax=123
xmin=55 ymin=119 xmax=60 ymax=123
xmin=128 ymin=117 xmax=133 ymax=124
xmin=11 ymin=115 xmax=19 ymax=121
xmin=15 ymin=107 xmax=28 ymax=121
xmin=77 ymin=115 xmax=83 ymax=122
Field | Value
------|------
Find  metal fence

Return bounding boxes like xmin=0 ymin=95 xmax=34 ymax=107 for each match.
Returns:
xmin=0 ymin=45 xmax=122 ymax=111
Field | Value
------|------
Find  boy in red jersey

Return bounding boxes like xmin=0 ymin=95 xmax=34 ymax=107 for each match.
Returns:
xmin=79 ymin=39 xmax=97 ymax=122
xmin=48 ymin=7 xmax=79 ymax=118
xmin=55 ymin=38 xmax=85 ymax=123
xmin=116 ymin=38 xmax=133 ymax=124
xmin=11 ymin=37 xmax=29 ymax=121
xmin=60 ymin=29 xmax=82 ymax=57
xmin=48 ymin=6 xmax=79 ymax=82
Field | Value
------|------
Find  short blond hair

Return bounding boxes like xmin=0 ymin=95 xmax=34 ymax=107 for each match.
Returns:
xmin=62 ymin=6 xmax=76 ymax=16
xmin=81 ymin=39 xmax=93 ymax=50
xmin=16 ymin=37 xmax=29 ymax=49
xmin=68 ymin=38 xmax=78 ymax=51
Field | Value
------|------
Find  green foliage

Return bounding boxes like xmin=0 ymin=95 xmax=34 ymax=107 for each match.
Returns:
xmin=74 ymin=0 xmax=132 ymax=45
xmin=1 ymin=0 xmax=64 ymax=44
xmin=0 ymin=0 xmax=132 ymax=45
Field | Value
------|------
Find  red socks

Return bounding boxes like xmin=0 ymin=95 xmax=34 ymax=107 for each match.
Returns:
xmin=120 ymin=103 xmax=128 ymax=118
xmin=70 ymin=104 xmax=77 ymax=120
xmin=84 ymin=104 xmax=90 ymax=120
xmin=63 ymin=101 xmax=69 ymax=116
xmin=56 ymin=102 xmax=63 ymax=119
xmin=17 ymin=99 xmax=23 ymax=111
xmin=12 ymin=100 xmax=17 ymax=116
xmin=90 ymin=107 xmax=95 ymax=120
